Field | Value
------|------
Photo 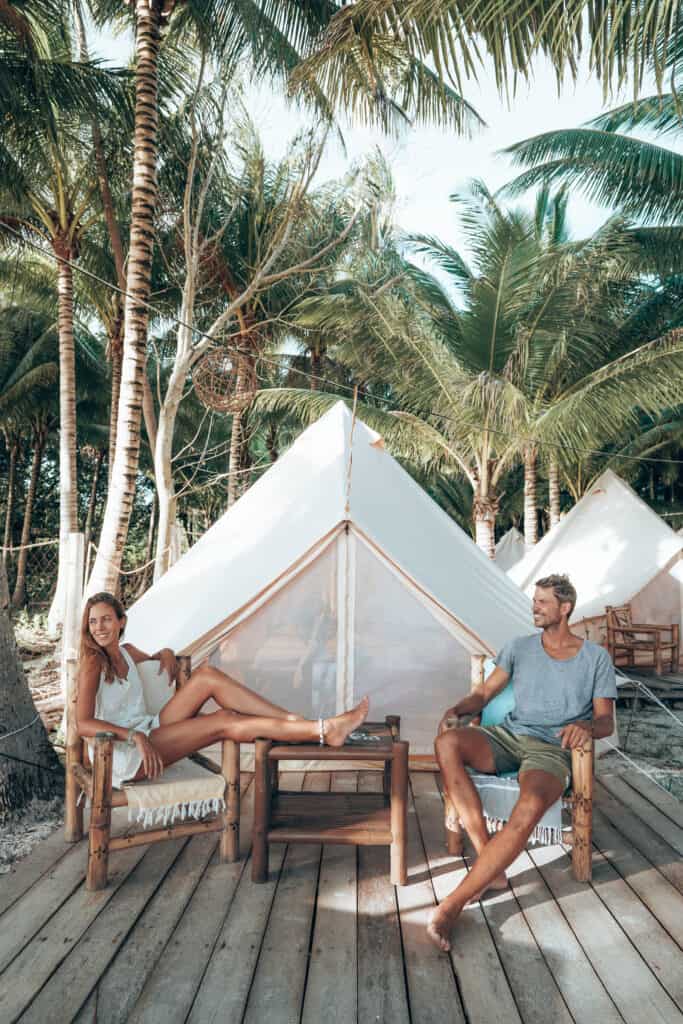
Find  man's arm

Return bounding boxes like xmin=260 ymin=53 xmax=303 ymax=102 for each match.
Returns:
xmin=438 ymin=665 xmax=511 ymax=733
xmin=557 ymin=697 xmax=615 ymax=750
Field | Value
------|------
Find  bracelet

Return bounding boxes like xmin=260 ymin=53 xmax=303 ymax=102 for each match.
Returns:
xmin=126 ymin=727 xmax=137 ymax=747
xmin=318 ymin=717 xmax=325 ymax=746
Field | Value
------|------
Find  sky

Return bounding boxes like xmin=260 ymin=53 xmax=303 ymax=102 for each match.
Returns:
xmin=92 ymin=22 xmax=676 ymax=254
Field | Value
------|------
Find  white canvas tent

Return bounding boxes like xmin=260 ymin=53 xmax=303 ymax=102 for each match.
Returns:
xmin=509 ymin=469 xmax=683 ymax=653
xmin=495 ymin=527 xmax=528 ymax=572
xmin=126 ymin=402 xmax=532 ymax=755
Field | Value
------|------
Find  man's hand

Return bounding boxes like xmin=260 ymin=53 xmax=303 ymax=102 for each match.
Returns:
xmin=557 ymin=720 xmax=593 ymax=750
xmin=157 ymin=648 xmax=178 ymax=685
xmin=438 ymin=707 xmax=462 ymax=735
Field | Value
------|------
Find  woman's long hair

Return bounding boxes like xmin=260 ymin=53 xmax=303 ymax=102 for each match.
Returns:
xmin=80 ymin=592 xmax=126 ymax=684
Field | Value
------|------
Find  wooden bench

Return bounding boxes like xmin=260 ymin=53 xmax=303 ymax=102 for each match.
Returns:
xmin=251 ymin=716 xmax=409 ymax=886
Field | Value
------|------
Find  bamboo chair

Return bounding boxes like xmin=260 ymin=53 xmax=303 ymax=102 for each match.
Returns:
xmin=606 ymin=604 xmax=679 ymax=675
xmin=66 ymin=655 xmax=240 ymax=890
xmin=441 ymin=687 xmax=594 ymax=883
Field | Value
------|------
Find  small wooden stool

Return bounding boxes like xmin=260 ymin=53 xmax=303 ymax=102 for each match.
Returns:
xmin=252 ymin=716 xmax=409 ymax=886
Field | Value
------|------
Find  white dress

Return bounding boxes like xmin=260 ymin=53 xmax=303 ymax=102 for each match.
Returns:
xmin=88 ymin=646 xmax=161 ymax=788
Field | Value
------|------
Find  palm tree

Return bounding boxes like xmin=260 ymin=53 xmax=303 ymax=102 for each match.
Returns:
xmin=0 ymin=306 xmax=58 ymax=566
xmin=257 ymin=182 xmax=683 ymax=555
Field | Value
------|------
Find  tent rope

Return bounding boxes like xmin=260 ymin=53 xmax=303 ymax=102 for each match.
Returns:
xmin=344 ymin=385 xmax=359 ymax=518
xmin=0 ymin=712 xmax=41 ymax=743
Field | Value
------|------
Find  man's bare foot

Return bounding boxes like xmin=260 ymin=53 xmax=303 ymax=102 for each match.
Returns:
xmin=324 ymin=696 xmax=370 ymax=747
xmin=465 ymin=872 xmax=508 ymax=905
xmin=427 ymin=907 xmax=453 ymax=952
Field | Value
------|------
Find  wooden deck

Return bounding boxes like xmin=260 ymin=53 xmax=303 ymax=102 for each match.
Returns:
xmin=1 ymin=769 xmax=682 ymax=1024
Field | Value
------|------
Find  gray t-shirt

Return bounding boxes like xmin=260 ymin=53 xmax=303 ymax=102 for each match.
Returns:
xmin=494 ymin=634 xmax=617 ymax=746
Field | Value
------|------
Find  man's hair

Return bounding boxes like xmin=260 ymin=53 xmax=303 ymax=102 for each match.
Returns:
xmin=535 ymin=574 xmax=577 ymax=616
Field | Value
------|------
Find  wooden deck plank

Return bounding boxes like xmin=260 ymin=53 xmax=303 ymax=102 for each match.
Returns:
xmin=530 ymin=844 xmax=683 ymax=1024
xmin=0 ymin=844 xmax=149 ymax=1024
xmin=592 ymin=808 xmax=683 ymax=948
xmin=598 ymin=775 xmax=683 ymax=856
xmin=588 ymin=845 xmax=683 ymax=1011
xmin=124 ymin=773 xmax=263 ymax=1024
xmin=616 ymin=772 xmax=683 ymax=828
xmin=481 ymin=865 xmax=575 ymax=1024
xmin=595 ymin=782 xmax=683 ymax=894
xmin=357 ymin=771 xmax=411 ymax=1024
xmin=410 ymin=772 xmax=523 ymax=1024
xmin=507 ymin=850 xmax=621 ymax=1024
xmin=80 ymin=833 xmax=218 ymax=1024
xmin=396 ymin=781 xmax=465 ymax=1024
xmin=0 ymin=844 xmax=87 ymax=973
xmin=92 ymin=773 xmax=253 ymax=1024
xmin=242 ymin=772 xmax=330 ymax=1024
xmin=301 ymin=772 xmax=358 ymax=1024
xmin=18 ymin=839 xmax=187 ymax=1024
xmin=184 ymin=773 xmax=305 ymax=1024
xmin=0 ymin=829 xmax=74 ymax=918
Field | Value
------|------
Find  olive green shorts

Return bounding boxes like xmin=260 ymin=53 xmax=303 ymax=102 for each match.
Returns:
xmin=473 ymin=725 xmax=572 ymax=790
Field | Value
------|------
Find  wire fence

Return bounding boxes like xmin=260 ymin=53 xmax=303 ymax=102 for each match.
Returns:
xmin=1 ymin=540 xmax=59 ymax=611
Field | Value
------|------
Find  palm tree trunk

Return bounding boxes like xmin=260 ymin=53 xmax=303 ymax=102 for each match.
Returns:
xmin=310 ymin=347 xmax=320 ymax=391
xmin=153 ymin=394 xmax=178 ymax=581
xmin=227 ymin=362 xmax=245 ymax=508
xmin=548 ymin=457 xmax=561 ymax=528
xmin=473 ymin=494 xmax=499 ymax=559
xmin=2 ymin=437 xmax=19 ymax=566
xmin=87 ymin=0 xmax=162 ymax=595
xmin=0 ymin=562 xmax=63 ymax=820
xmin=523 ymin=445 xmax=538 ymax=545
xmin=47 ymin=244 xmax=79 ymax=632
xmin=108 ymin=329 xmax=122 ymax=485
xmin=83 ymin=447 xmax=105 ymax=560
xmin=11 ymin=427 xmax=45 ymax=609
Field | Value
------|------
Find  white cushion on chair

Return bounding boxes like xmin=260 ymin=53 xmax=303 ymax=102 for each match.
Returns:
xmin=124 ymin=758 xmax=226 ymax=828
xmin=136 ymin=659 xmax=176 ymax=716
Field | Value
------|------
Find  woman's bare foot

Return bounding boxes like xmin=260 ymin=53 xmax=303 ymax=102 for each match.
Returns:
xmin=427 ymin=907 xmax=453 ymax=952
xmin=324 ymin=696 xmax=370 ymax=747
xmin=465 ymin=872 xmax=508 ymax=905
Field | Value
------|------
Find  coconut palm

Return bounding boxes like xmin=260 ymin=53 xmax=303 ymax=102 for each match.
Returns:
xmin=0 ymin=306 xmax=58 ymax=566
xmin=256 ymin=182 xmax=683 ymax=555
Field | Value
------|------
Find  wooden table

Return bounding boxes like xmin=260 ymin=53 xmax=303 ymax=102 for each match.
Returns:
xmin=252 ymin=717 xmax=409 ymax=886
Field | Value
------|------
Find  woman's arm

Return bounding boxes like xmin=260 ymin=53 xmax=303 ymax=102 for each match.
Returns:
xmin=123 ymin=643 xmax=178 ymax=682
xmin=76 ymin=658 xmax=131 ymax=742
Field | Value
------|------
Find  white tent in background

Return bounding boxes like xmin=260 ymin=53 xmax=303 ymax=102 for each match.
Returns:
xmin=494 ymin=527 xmax=528 ymax=572
xmin=127 ymin=402 xmax=532 ymax=755
xmin=509 ymin=469 xmax=683 ymax=647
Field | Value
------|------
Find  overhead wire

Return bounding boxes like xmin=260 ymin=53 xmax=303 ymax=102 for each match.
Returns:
xmin=4 ymin=221 xmax=683 ymax=467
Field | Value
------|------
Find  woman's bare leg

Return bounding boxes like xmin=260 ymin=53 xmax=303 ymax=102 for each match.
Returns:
xmin=132 ymin=697 xmax=371 ymax=779
xmin=159 ymin=664 xmax=304 ymax=726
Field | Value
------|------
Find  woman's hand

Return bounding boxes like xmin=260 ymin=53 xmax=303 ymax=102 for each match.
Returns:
xmin=133 ymin=732 xmax=165 ymax=779
xmin=157 ymin=648 xmax=178 ymax=685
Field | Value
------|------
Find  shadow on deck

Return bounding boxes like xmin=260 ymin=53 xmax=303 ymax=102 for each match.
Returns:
xmin=0 ymin=770 xmax=682 ymax=1023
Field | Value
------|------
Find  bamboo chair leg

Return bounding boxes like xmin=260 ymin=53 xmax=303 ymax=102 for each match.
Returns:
xmin=390 ymin=740 xmax=409 ymax=886
xmin=383 ymin=715 xmax=400 ymax=795
xmin=219 ymin=740 xmax=240 ymax=863
xmin=87 ymin=734 xmax=114 ymax=891
xmin=65 ymin=740 xmax=84 ymax=843
xmin=252 ymin=739 xmax=272 ymax=883
xmin=570 ymin=739 xmax=593 ymax=883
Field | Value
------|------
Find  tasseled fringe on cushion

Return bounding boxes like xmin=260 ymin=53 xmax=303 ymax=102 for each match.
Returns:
xmin=484 ymin=815 xmax=564 ymax=846
xmin=129 ymin=795 xmax=226 ymax=829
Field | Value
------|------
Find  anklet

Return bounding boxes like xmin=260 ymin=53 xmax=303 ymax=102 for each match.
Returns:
xmin=318 ymin=717 xmax=325 ymax=746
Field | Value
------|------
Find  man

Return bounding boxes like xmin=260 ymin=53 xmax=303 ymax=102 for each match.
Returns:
xmin=428 ymin=574 xmax=616 ymax=952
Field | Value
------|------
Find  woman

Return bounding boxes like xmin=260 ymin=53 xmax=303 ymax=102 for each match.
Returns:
xmin=77 ymin=592 xmax=369 ymax=788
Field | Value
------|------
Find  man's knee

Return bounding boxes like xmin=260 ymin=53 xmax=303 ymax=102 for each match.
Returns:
xmin=508 ymin=793 xmax=549 ymax=834
xmin=435 ymin=728 xmax=466 ymax=760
